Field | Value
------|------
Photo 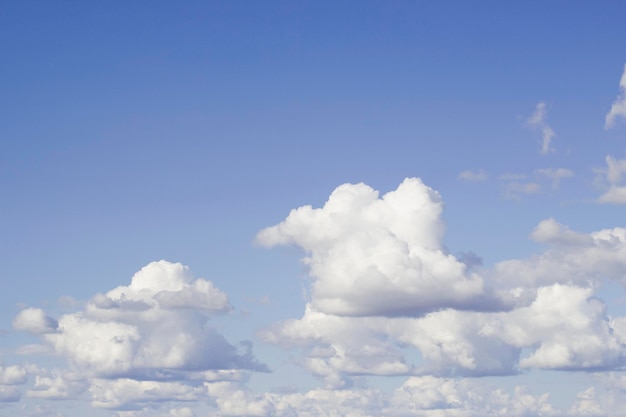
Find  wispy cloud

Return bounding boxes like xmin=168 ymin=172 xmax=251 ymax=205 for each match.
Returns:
xmin=527 ymin=102 xmax=556 ymax=155
xmin=605 ymin=64 xmax=626 ymax=129
xmin=458 ymin=169 xmax=488 ymax=182
xmin=502 ymin=181 xmax=541 ymax=200
xmin=535 ymin=167 xmax=574 ymax=189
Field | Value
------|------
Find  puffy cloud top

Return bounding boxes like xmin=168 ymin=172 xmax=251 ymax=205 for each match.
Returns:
xmin=88 ymin=261 xmax=231 ymax=320
xmin=257 ymin=178 xmax=502 ymax=317
xmin=15 ymin=261 xmax=265 ymax=383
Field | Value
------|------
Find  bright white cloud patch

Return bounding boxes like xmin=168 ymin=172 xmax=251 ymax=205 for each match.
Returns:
xmin=9 ymin=180 xmax=626 ymax=416
xmin=12 ymin=261 xmax=267 ymax=411
xmin=527 ymin=101 xmax=556 ymax=155
xmin=605 ymin=64 xmax=626 ymax=129
xmin=493 ymin=219 xmax=626 ymax=288
xmin=258 ymin=180 xmax=626 ymax=392
xmin=257 ymin=178 xmax=504 ymax=317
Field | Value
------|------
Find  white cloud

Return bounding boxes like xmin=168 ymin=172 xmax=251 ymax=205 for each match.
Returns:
xmin=493 ymin=220 xmax=626 ymax=288
xmin=12 ymin=261 xmax=267 ymax=411
xmin=259 ymin=181 xmax=626 ymax=384
xmin=388 ymin=376 xmax=557 ymax=417
xmin=458 ymin=169 xmax=488 ymax=182
xmin=597 ymin=156 xmax=626 ymax=204
xmin=0 ymin=362 xmax=31 ymax=402
xmin=0 ymin=365 xmax=28 ymax=386
xmin=387 ymin=311 xmax=520 ymax=377
xmin=257 ymin=178 xmax=504 ymax=318
xmin=605 ymin=64 xmax=626 ymax=129
xmin=535 ymin=167 xmax=574 ymax=189
xmin=493 ymin=284 xmax=625 ymax=370
xmin=599 ymin=186 xmax=626 ymax=204
xmin=89 ymin=378 xmax=203 ymax=409
xmin=26 ymin=371 xmax=87 ymax=400
xmin=502 ymin=181 xmax=541 ymax=200
xmin=605 ymin=155 xmax=626 ymax=184
xmin=13 ymin=308 xmax=58 ymax=335
xmin=527 ymin=102 xmax=556 ymax=155
xmin=530 ymin=218 xmax=590 ymax=246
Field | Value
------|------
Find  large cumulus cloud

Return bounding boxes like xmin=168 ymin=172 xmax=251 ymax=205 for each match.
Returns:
xmin=259 ymin=179 xmax=626 ymax=387
xmin=12 ymin=261 xmax=267 ymax=410
xmin=257 ymin=178 xmax=504 ymax=317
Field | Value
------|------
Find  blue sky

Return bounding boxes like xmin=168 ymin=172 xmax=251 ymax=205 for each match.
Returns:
xmin=2 ymin=2 xmax=626 ymax=416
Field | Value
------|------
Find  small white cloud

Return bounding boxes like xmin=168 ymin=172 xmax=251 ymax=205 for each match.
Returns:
xmin=530 ymin=218 xmax=590 ymax=246
xmin=503 ymin=181 xmax=541 ymax=200
xmin=535 ymin=167 xmax=574 ymax=189
xmin=599 ymin=186 xmax=626 ymax=204
xmin=605 ymin=155 xmax=626 ymax=184
xmin=12 ymin=308 xmax=58 ymax=335
xmin=596 ymin=155 xmax=626 ymax=204
xmin=458 ymin=169 xmax=488 ymax=182
xmin=605 ymin=64 xmax=626 ymax=129
xmin=0 ymin=364 xmax=28 ymax=385
xmin=527 ymin=102 xmax=556 ymax=155
xmin=26 ymin=371 xmax=87 ymax=400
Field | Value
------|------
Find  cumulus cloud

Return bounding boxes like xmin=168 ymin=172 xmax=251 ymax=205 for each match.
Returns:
xmin=257 ymin=178 xmax=504 ymax=317
xmin=260 ymin=304 xmax=412 ymax=387
xmin=13 ymin=308 xmax=58 ymax=335
xmin=605 ymin=64 xmax=626 ymax=129
xmin=10 ymin=179 xmax=626 ymax=416
xmin=492 ymin=284 xmax=625 ymax=370
xmin=0 ymin=363 xmax=29 ymax=403
xmin=0 ymin=364 xmax=28 ymax=386
xmin=388 ymin=376 xmax=557 ymax=417
xmin=12 ymin=261 xmax=267 ymax=411
xmin=89 ymin=378 xmax=203 ymax=409
xmin=458 ymin=169 xmax=488 ymax=182
xmin=201 ymin=377 xmax=565 ymax=417
xmin=493 ymin=219 xmax=626 ymax=288
xmin=527 ymin=101 xmax=556 ymax=155
xmin=26 ymin=371 xmax=87 ymax=400
xmin=530 ymin=218 xmax=591 ymax=246
xmin=597 ymin=155 xmax=626 ymax=204
xmin=258 ymin=181 xmax=626 ymax=386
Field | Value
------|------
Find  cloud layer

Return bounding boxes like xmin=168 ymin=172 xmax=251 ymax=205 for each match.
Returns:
xmin=7 ymin=179 xmax=626 ymax=416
